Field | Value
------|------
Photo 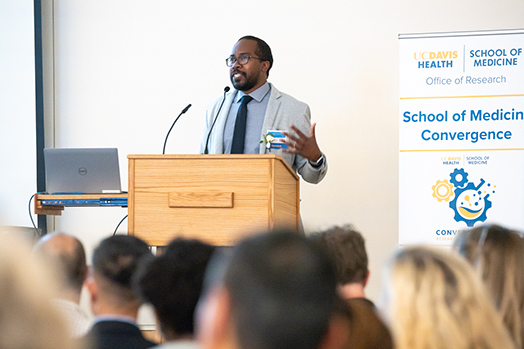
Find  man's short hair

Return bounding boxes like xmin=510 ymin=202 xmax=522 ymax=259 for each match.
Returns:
xmin=238 ymin=35 xmax=273 ymax=77
xmin=313 ymin=225 xmax=368 ymax=285
xmin=92 ymin=235 xmax=151 ymax=303
xmin=35 ymin=233 xmax=87 ymax=294
xmin=217 ymin=230 xmax=338 ymax=349
xmin=134 ymin=238 xmax=215 ymax=338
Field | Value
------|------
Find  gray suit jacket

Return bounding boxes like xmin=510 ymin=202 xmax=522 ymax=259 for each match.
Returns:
xmin=200 ymin=83 xmax=327 ymax=184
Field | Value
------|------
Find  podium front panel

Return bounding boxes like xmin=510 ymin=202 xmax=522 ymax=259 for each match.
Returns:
xmin=128 ymin=155 xmax=299 ymax=246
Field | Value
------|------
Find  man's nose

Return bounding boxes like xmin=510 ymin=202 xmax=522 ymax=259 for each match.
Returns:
xmin=233 ymin=59 xmax=243 ymax=69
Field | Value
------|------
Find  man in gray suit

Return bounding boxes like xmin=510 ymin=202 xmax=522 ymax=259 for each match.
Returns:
xmin=201 ymin=35 xmax=327 ymax=184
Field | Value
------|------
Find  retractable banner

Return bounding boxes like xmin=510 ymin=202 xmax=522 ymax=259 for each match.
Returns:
xmin=399 ymin=29 xmax=524 ymax=245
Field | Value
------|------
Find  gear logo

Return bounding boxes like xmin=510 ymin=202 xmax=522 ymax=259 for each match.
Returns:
xmin=432 ymin=168 xmax=495 ymax=227
xmin=432 ymin=179 xmax=454 ymax=202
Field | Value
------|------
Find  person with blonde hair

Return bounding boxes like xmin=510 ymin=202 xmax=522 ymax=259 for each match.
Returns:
xmin=380 ymin=246 xmax=515 ymax=349
xmin=453 ymin=224 xmax=524 ymax=348
xmin=0 ymin=232 xmax=82 ymax=348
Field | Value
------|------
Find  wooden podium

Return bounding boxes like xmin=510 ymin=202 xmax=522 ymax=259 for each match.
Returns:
xmin=127 ymin=154 xmax=300 ymax=246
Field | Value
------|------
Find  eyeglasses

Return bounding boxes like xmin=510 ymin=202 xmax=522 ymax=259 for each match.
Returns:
xmin=225 ymin=53 xmax=264 ymax=67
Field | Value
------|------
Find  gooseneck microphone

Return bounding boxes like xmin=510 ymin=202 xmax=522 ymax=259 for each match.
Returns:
xmin=162 ymin=104 xmax=192 ymax=154
xmin=204 ymin=86 xmax=230 ymax=154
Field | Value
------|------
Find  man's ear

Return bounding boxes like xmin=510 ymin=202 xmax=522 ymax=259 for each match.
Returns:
xmin=261 ymin=60 xmax=270 ymax=75
xmin=196 ymin=286 xmax=233 ymax=349
xmin=214 ymin=286 xmax=233 ymax=338
xmin=85 ymin=275 xmax=98 ymax=304
xmin=363 ymin=269 xmax=370 ymax=288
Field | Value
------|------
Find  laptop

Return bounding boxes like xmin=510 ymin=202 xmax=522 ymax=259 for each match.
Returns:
xmin=44 ymin=148 xmax=122 ymax=194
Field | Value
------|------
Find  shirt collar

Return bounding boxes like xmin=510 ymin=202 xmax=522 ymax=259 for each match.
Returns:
xmin=235 ymin=82 xmax=270 ymax=103
xmin=93 ymin=314 xmax=137 ymax=326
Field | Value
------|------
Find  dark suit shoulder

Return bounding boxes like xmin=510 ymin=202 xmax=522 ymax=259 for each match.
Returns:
xmin=85 ymin=321 xmax=156 ymax=349
xmin=346 ymin=298 xmax=394 ymax=349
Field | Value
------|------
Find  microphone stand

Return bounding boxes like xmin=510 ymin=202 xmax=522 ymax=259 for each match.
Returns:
xmin=162 ymin=104 xmax=192 ymax=155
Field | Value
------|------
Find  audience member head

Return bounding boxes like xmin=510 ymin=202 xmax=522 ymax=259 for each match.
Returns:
xmin=454 ymin=224 xmax=524 ymax=348
xmin=34 ymin=232 xmax=87 ymax=303
xmin=197 ymin=230 xmax=339 ymax=349
xmin=314 ymin=226 xmax=393 ymax=348
xmin=0 ymin=232 xmax=80 ymax=348
xmin=134 ymin=238 xmax=215 ymax=341
xmin=381 ymin=246 xmax=514 ymax=349
xmin=313 ymin=225 xmax=369 ymax=298
xmin=87 ymin=235 xmax=151 ymax=317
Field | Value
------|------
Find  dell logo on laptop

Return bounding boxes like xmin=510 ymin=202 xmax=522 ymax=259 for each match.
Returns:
xmin=78 ymin=167 xmax=88 ymax=176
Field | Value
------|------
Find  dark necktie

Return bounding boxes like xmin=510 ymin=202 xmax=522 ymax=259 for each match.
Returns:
xmin=231 ymin=95 xmax=253 ymax=154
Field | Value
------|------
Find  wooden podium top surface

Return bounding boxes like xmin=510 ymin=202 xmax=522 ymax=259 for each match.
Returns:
xmin=127 ymin=154 xmax=298 ymax=180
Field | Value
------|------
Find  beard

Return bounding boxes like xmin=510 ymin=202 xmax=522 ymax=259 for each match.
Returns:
xmin=230 ymin=70 xmax=259 ymax=92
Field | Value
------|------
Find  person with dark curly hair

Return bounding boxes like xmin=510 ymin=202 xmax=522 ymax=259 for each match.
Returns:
xmin=134 ymin=238 xmax=215 ymax=349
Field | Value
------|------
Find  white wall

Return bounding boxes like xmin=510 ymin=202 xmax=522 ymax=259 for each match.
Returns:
xmin=42 ymin=0 xmax=524 ymax=302
xmin=0 ymin=0 xmax=37 ymax=228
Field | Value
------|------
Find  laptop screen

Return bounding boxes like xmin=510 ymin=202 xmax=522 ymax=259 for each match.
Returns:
xmin=44 ymin=148 xmax=122 ymax=194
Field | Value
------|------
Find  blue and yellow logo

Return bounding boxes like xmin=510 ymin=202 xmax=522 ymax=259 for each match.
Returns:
xmin=414 ymin=50 xmax=458 ymax=69
xmin=432 ymin=168 xmax=495 ymax=227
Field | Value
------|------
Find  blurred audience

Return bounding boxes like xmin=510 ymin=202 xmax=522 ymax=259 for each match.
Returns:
xmin=313 ymin=225 xmax=393 ymax=349
xmin=454 ymin=224 xmax=524 ymax=348
xmin=134 ymin=238 xmax=215 ymax=349
xmin=381 ymin=246 xmax=514 ymax=349
xmin=34 ymin=232 xmax=91 ymax=337
xmin=0 ymin=232 xmax=82 ymax=348
xmin=196 ymin=230 xmax=339 ymax=349
xmin=10 ymin=221 xmax=524 ymax=349
xmin=314 ymin=225 xmax=370 ymax=299
xmin=84 ymin=235 xmax=156 ymax=349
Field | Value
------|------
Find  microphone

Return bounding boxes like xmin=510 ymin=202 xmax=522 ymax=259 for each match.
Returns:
xmin=204 ymin=86 xmax=230 ymax=154
xmin=162 ymin=103 xmax=192 ymax=154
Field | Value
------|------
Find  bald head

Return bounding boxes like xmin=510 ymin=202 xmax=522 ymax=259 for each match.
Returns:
xmin=35 ymin=233 xmax=87 ymax=295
